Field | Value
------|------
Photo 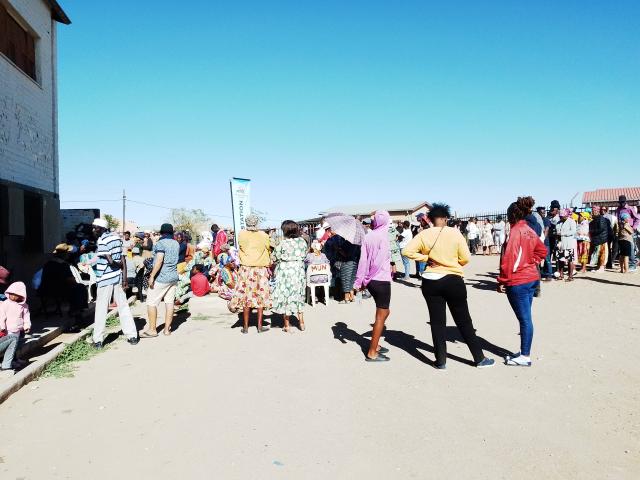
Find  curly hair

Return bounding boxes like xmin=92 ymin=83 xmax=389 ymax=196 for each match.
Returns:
xmin=507 ymin=196 xmax=535 ymax=224
xmin=427 ymin=203 xmax=451 ymax=222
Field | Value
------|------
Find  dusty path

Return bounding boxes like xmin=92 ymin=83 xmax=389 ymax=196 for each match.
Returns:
xmin=1 ymin=257 xmax=638 ymax=479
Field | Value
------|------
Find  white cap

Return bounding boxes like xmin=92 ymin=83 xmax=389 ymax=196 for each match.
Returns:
xmin=322 ymin=222 xmax=330 ymax=229
xmin=92 ymin=218 xmax=109 ymax=229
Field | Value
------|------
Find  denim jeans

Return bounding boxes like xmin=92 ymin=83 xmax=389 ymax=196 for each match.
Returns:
xmin=0 ymin=333 xmax=20 ymax=369
xmin=505 ymin=280 xmax=538 ymax=356
xmin=401 ymin=255 xmax=411 ymax=279
xmin=631 ymin=233 xmax=638 ymax=268
xmin=542 ymin=243 xmax=553 ymax=278
xmin=417 ymin=261 xmax=426 ymax=276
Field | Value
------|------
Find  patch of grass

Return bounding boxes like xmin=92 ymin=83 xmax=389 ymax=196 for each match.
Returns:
xmin=191 ymin=313 xmax=212 ymax=321
xmin=41 ymin=339 xmax=104 ymax=378
xmin=105 ymin=313 xmax=120 ymax=328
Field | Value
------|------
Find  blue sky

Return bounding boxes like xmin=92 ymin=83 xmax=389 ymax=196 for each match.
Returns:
xmin=57 ymin=0 xmax=639 ymax=227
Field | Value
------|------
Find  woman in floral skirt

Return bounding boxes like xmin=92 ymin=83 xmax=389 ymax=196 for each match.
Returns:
xmin=272 ymin=220 xmax=308 ymax=332
xmin=237 ymin=215 xmax=271 ymax=334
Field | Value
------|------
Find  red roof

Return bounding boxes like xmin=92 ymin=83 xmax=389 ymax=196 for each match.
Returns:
xmin=582 ymin=187 xmax=640 ymax=204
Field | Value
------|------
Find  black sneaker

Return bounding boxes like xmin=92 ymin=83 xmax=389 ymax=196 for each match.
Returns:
xmin=93 ymin=342 xmax=103 ymax=349
xmin=434 ymin=363 xmax=447 ymax=370
xmin=127 ymin=337 xmax=139 ymax=345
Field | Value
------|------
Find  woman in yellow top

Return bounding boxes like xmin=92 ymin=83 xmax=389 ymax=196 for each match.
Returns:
xmin=237 ymin=214 xmax=271 ymax=334
xmin=402 ymin=203 xmax=494 ymax=370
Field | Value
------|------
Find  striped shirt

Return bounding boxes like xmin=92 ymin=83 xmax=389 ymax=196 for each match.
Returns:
xmin=96 ymin=232 xmax=123 ymax=287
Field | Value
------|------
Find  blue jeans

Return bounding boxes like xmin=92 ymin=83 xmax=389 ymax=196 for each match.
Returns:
xmin=0 ymin=333 xmax=20 ymax=369
xmin=505 ymin=280 xmax=538 ymax=356
xmin=401 ymin=255 xmax=411 ymax=279
xmin=631 ymin=233 xmax=638 ymax=268
xmin=542 ymin=243 xmax=553 ymax=278
xmin=417 ymin=261 xmax=426 ymax=276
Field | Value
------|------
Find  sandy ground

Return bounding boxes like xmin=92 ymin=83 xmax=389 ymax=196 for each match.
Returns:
xmin=0 ymin=256 xmax=638 ymax=479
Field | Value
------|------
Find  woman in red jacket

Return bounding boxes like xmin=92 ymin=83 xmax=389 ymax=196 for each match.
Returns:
xmin=498 ymin=197 xmax=547 ymax=367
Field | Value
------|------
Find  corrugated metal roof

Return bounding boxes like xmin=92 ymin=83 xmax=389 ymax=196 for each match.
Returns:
xmin=318 ymin=201 xmax=430 ymax=216
xmin=582 ymin=187 xmax=640 ymax=204
xmin=46 ymin=0 xmax=71 ymax=25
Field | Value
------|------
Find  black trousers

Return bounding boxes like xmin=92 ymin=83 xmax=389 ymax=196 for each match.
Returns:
xmin=421 ymin=275 xmax=485 ymax=366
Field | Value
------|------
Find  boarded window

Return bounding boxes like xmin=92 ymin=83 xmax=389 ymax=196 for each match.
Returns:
xmin=0 ymin=4 xmax=37 ymax=81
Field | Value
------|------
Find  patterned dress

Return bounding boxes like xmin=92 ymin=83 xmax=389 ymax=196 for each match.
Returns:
xmin=271 ymin=237 xmax=307 ymax=315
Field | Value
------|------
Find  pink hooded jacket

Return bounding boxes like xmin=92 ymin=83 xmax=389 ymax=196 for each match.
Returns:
xmin=0 ymin=281 xmax=31 ymax=334
xmin=354 ymin=210 xmax=392 ymax=289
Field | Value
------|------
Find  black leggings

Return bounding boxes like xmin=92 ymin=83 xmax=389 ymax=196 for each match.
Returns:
xmin=421 ymin=275 xmax=484 ymax=366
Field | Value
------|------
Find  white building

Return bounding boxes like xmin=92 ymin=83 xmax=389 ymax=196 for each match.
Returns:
xmin=0 ymin=0 xmax=70 ymax=270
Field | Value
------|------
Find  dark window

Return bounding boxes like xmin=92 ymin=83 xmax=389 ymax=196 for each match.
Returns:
xmin=0 ymin=4 xmax=37 ymax=81
xmin=23 ymin=192 xmax=44 ymax=254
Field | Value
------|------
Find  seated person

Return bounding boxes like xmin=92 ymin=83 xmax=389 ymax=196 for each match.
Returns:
xmin=304 ymin=241 xmax=330 ymax=284
xmin=39 ymin=244 xmax=88 ymax=315
xmin=190 ymin=264 xmax=211 ymax=298
xmin=217 ymin=257 xmax=237 ymax=301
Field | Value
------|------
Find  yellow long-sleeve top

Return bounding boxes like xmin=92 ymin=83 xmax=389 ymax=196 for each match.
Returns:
xmin=402 ymin=226 xmax=470 ymax=277
xmin=238 ymin=230 xmax=271 ymax=267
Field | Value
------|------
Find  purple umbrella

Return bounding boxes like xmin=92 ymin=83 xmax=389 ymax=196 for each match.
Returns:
xmin=324 ymin=214 xmax=366 ymax=245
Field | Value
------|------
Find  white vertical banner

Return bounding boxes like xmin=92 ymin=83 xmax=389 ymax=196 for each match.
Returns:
xmin=230 ymin=177 xmax=251 ymax=244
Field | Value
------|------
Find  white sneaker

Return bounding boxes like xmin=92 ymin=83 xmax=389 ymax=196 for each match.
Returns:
xmin=505 ymin=355 xmax=532 ymax=367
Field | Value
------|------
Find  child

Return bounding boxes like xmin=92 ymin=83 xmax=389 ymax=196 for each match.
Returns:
xmin=0 ymin=282 xmax=31 ymax=376
xmin=618 ymin=213 xmax=634 ymax=273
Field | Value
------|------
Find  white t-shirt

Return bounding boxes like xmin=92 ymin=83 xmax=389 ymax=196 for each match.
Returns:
xmin=466 ymin=223 xmax=479 ymax=240
xmin=398 ymin=230 xmax=411 ymax=249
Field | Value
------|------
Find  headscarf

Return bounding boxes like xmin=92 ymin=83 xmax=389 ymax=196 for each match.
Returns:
xmin=559 ymin=208 xmax=572 ymax=218
xmin=245 ymin=215 xmax=260 ymax=231
xmin=621 ymin=212 xmax=631 ymax=221
xmin=372 ymin=210 xmax=391 ymax=230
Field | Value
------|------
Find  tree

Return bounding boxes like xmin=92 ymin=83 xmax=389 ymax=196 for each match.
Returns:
xmin=103 ymin=214 xmax=120 ymax=231
xmin=169 ymin=208 xmax=211 ymax=238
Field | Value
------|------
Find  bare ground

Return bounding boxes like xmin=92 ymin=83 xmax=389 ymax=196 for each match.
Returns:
xmin=0 ymin=256 xmax=638 ymax=479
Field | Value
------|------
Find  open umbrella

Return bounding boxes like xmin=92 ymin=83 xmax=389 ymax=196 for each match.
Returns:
xmin=324 ymin=214 xmax=366 ymax=245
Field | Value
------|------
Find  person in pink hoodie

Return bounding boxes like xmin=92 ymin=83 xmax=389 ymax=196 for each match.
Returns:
xmin=354 ymin=210 xmax=392 ymax=362
xmin=0 ymin=281 xmax=31 ymax=376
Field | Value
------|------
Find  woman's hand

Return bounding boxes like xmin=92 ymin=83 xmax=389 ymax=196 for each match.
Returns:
xmin=497 ymin=284 xmax=506 ymax=293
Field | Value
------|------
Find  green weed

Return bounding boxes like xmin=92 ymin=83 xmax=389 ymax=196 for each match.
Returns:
xmin=41 ymin=339 xmax=104 ymax=378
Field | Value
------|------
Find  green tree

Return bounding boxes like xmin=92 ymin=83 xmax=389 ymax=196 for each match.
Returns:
xmin=103 ymin=214 xmax=120 ymax=231
xmin=169 ymin=208 xmax=211 ymax=238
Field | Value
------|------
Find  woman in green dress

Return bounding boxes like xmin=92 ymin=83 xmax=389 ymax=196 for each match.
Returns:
xmin=272 ymin=220 xmax=308 ymax=332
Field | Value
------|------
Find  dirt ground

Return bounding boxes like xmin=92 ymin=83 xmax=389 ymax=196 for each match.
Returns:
xmin=0 ymin=256 xmax=638 ymax=479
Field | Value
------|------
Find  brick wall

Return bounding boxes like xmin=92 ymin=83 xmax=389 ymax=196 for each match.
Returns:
xmin=0 ymin=0 xmax=58 ymax=194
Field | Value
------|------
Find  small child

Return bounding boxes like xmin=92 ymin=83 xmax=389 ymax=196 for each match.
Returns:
xmin=0 ymin=281 xmax=31 ymax=376
xmin=618 ymin=213 xmax=634 ymax=274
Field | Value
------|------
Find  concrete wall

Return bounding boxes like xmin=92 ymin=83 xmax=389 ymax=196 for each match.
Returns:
xmin=0 ymin=0 xmax=58 ymax=194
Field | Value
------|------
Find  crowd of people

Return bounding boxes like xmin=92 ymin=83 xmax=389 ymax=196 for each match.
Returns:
xmin=0 ymin=194 xmax=638 ymax=376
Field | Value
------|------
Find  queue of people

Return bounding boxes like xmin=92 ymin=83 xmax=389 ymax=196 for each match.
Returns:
xmin=1 ymin=194 xmax=638 ymax=377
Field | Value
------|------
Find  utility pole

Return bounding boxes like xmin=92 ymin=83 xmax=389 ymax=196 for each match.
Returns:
xmin=122 ymin=189 xmax=126 ymax=234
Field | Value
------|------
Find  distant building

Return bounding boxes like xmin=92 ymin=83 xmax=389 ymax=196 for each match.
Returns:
xmin=0 ymin=1 xmax=70 ymax=270
xmin=582 ymin=187 xmax=640 ymax=208
xmin=303 ymin=201 xmax=431 ymax=224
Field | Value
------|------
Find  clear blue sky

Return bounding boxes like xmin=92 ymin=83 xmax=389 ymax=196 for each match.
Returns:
xmin=57 ymin=0 xmax=639 ymax=227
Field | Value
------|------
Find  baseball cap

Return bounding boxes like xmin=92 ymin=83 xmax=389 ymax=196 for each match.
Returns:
xmin=92 ymin=218 xmax=109 ymax=229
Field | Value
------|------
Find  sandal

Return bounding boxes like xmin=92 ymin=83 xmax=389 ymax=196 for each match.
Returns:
xmin=163 ymin=330 xmax=171 ymax=336
xmin=257 ymin=326 xmax=270 ymax=333
xmin=139 ymin=331 xmax=158 ymax=338
xmin=241 ymin=328 xmax=249 ymax=334
xmin=377 ymin=346 xmax=389 ymax=354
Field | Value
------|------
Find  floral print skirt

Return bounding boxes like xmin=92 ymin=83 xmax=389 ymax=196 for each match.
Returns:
xmin=236 ymin=266 xmax=271 ymax=309
xmin=272 ymin=261 xmax=306 ymax=315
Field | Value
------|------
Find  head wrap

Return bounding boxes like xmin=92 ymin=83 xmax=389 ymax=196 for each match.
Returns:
xmin=245 ymin=215 xmax=260 ymax=231
xmin=559 ymin=208 xmax=572 ymax=218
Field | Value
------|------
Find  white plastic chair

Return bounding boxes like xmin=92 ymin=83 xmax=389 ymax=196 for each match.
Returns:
xmin=306 ymin=263 xmax=331 ymax=306
xmin=70 ymin=264 xmax=96 ymax=301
